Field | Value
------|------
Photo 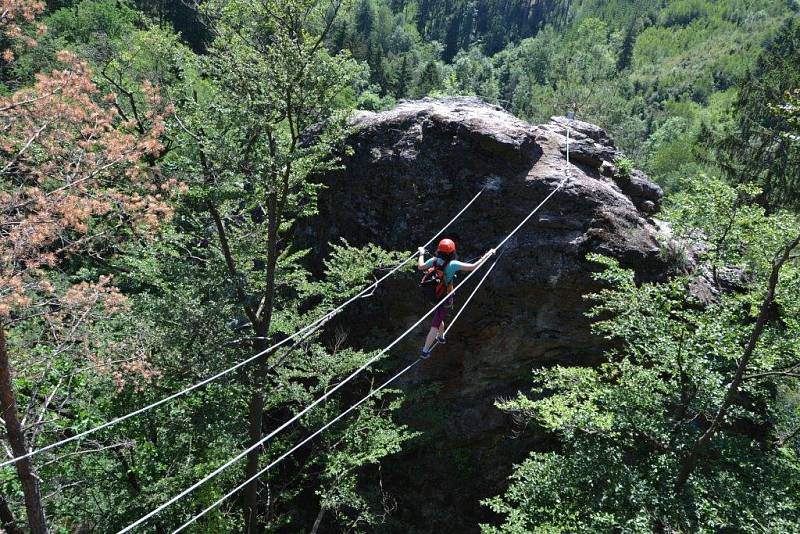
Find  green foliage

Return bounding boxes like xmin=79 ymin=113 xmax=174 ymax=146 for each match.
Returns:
xmin=5 ymin=0 xmax=800 ymax=532
xmin=772 ymin=87 xmax=800 ymax=143
xmin=711 ymin=17 xmax=800 ymax=209
xmin=665 ymin=177 xmax=797 ymax=275
xmin=658 ymin=0 xmax=709 ymax=27
xmin=614 ymin=156 xmax=634 ymax=177
xmin=329 ymin=0 xmax=446 ymax=99
xmin=4 ymin=0 xmax=144 ymax=88
xmin=493 ymin=0 xmax=790 ymax=165
xmin=357 ymin=89 xmax=396 ymax=111
xmin=443 ymin=46 xmax=500 ymax=103
xmin=46 ymin=0 xmax=141 ymax=44
xmin=483 ymin=177 xmax=800 ymax=532
xmin=403 ymin=0 xmax=570 ymax=57
xmin=331 ymin=0 xmax=793 ymax=191
xmin=496 ymin=18 xmax=618 ymax=117
xmin=414 ymin=59 xmax=443 ymax=97
xmin=136 ymin=0 xmax=414 ymax=529
xmin=1 ymin=1 xmax=414 ymax=532
xmin=130 ymin=0 xmax=208 ymax=52
xmin=320 ymin=239 xmax=406 ymax=303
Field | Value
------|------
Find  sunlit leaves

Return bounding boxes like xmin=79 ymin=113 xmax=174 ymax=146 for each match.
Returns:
xmin=484 ymin=176 xmax=800 ymax=532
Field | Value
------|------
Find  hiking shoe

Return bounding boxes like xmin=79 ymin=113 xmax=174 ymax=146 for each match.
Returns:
xmin=436 ymin=334 xmax=446 ymax=345
xmin=420 ymin=348 xmax=432 ymax=360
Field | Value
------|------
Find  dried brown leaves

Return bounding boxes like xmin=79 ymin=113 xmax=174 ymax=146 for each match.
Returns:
xmin=0 ymin=0 xmax=46 ymax=62
xmin=1 ymin=48 xmax=178 ymax=385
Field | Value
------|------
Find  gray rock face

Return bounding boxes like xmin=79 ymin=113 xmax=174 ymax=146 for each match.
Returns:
xmin=304 ymin=97 xmax=675 ymax=531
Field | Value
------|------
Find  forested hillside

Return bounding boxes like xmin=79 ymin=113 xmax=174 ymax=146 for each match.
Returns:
xmin=1 ymin=0 xmax=799 ymax=532
xmin=330 ymin=0 xmax=796 ymax=193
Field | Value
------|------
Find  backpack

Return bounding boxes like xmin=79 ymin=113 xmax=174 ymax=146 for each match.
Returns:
xmin=420 ymin=261 xmax=454 ymax=304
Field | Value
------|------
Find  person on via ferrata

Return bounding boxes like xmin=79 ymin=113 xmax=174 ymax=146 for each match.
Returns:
xmin=417 ymin=238 xmax=495 ymax=359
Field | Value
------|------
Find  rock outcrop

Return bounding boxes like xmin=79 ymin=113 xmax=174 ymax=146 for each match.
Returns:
xmin=304 ymin=97 xmax=673 ymax=532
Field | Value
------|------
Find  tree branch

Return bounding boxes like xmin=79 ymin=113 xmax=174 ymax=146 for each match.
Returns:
xmin=40 ymin=441 xmax=132 ymax=468
xmin=207 ymin=202 xmax=259 ymax=328
xmin=676 ymin=232 xmax=800 ymax=488
xmin=100 ymin=65 xmax=145 ymax=135
xmin=0 ymin=121 xmax=49 ymax=176
xmin=0 ymin=492 xmax=21 ymax=534
xmin=742 ymin=361 xmax=800 ymax=381
xmin=0 ymin=91 xmax=58 ymax=113
xmin=777 ymin=424 xmax=800 ymax=448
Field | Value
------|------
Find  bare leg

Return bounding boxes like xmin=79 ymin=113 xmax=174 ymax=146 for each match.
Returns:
xmin=423 ymin=326 xmax=439 ymax=351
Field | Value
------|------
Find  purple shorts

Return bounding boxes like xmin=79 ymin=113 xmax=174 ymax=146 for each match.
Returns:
xmin=431 ymin=297 xmax=454 ymax=328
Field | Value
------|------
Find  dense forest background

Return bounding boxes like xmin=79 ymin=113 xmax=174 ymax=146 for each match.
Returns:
xmin=6 ymin=0 xmax=799 ymax=196
xmin=1 ymin=0 xmax=800 ymax=532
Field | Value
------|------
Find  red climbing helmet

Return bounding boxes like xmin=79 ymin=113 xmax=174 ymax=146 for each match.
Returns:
xmin=437 ymin=238 xmax=456 ymax=254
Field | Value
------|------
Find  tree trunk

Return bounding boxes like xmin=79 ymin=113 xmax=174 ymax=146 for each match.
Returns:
xmin=676 ymin=233 xmax=800 ymax=487
xmin=244 ymin=186 xmax=288 ymax=534
xmin=0 ymin=326 xmax=47 ymax=533
xmin=243 ymin=335 xmax=267 ymax=534
xmin=243 ymin=192 xmax=282 ymax=534
xmin=310 ymin=507 xmax=325 ymax=534
xmin=0 ymin=492 xmax=22 ymax=534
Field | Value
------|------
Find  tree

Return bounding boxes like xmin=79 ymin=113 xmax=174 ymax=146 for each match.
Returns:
xmin=0 ymin=0 xmax=46 ymax=64
xmin=170 ymin=1 xmax=412 ymax=531
xmin=616 ymin=21 xmax=636 ymax=71
xmin=442 ymin=8 xmax=462 ymax=61
xmin=445 ymin=46 xmax=499 ymax=103
xmin=355 ymin=0 xmax=376 ymax=36
xmin=132 ymin=0 xmax=208 ymax=51
xmin=712 ymin=18 xmax=800 ymax=210
xmin=482 ymin=176 xmax=800 ymax=532
xmin=415 ymin=58 xmax=442 ymax=96
xmin=393 ymin=53 xmax=410 ymax=97
xmin=1 ymin=49 xmax=170 ymax=532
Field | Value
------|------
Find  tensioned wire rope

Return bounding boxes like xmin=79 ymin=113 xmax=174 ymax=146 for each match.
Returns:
xmin=168 ymin=114 xmax=578 ymax=533
xmin=172 ymin=243 xmax=510 ymax=533
xmin=0 ymin=187 xmax=487 ymax=470
xmin=120 ymin=142 xmax=575 ymax=533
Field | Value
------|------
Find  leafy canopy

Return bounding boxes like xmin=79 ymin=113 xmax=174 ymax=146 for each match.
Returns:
xmin=483 ymin=176 xmax=800 ymax=533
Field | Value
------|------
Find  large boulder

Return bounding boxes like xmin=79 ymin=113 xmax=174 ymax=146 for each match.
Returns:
xmin=303 ymin=97 xmax=674 ymax=531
